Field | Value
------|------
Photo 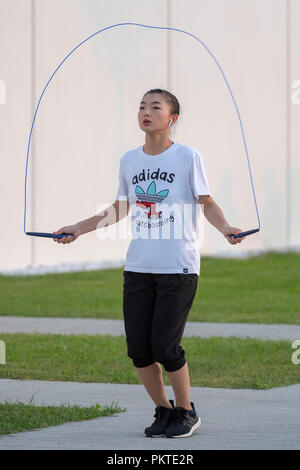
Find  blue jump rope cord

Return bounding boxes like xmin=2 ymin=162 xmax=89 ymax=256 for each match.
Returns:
xmin=24 ymin=22 xmax=261 ymax=234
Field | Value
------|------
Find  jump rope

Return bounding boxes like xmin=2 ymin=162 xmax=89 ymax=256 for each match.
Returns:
xmin=24 ymin=22 xmax=261 ymax=240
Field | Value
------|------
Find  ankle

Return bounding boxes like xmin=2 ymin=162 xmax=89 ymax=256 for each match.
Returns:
xmin=155 ymin=398 xmax=174 ymax=409
xmin=175 ymin=402 xmax=192 ymax=411
xmin=156 ymin=401 xmax=172 ymax=409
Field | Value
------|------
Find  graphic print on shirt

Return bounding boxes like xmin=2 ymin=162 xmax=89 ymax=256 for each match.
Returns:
xmin=116 ymin=143 xmax=211 ymax=275
xmin=135 ymin=181 xmax=169 ymax=219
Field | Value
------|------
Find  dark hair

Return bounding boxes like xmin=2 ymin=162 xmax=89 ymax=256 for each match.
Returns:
xmin=143 ymin=88 xmax=180 ymax=116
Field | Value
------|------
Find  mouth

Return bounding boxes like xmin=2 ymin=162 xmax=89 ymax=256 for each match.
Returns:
xmin=143 ymin=120 xmax=152 ymax=125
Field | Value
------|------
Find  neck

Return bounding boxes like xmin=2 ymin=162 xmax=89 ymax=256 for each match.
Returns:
xmin=143 ymin=133 xmax=174 ymax=155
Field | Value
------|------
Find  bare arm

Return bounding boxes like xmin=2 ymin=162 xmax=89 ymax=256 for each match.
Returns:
xmin=53 ymin=199 xmax=130 ymax=244
xmin=76 ymin=199 xmax=130 ymax=235
xmin=198 ymin=195 xmax=245 ymax=244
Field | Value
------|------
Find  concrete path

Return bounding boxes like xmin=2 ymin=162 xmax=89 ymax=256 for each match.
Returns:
xmin=1 ymin=316 xmax=300 ymax=340
xmin=0 ymin=379 xmax=299 ymax=450
xmin=1 ymin=316 xmax=299 ymax=450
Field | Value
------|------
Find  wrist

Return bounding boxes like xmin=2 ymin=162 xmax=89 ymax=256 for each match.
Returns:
xmin=75 ymin=222 xmax=84 ymax=236
xmin=220 ymin=222 xmax=230 ymax=235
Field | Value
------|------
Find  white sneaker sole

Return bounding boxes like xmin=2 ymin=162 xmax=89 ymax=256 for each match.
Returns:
xmin=166 ymin=417 xmax=202 ymax=438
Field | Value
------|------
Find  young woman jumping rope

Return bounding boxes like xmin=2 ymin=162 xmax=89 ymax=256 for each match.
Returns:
xmin=53 ymin=88 xmax=245 ymax=438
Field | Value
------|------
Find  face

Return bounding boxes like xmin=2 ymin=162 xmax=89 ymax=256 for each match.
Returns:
xmin=138 ymin=93 xmax=177 ymax=134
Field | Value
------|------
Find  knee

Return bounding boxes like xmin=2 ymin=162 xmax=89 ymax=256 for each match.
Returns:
xmin=152 ymin=342 xmax=186 ymax=372
xmin=126 ymin=337 xmax=155 ymax=368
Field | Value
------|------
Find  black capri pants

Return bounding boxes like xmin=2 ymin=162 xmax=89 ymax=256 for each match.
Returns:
xmin=122 ymin=271 xmax=198 ymax=372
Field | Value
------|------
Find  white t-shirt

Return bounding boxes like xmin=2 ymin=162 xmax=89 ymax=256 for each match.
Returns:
xmin=115 ymin=141 xmax=212 ymax=276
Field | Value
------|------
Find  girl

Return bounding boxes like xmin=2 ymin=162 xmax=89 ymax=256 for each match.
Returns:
xmin=53 ymin=88 xmax=245 ymax=438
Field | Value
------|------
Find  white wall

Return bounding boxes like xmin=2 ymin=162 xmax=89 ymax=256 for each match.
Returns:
xmin=289 ymin=0 xmax=300 ymax=248
xmin=0 ymin=0 xmax=33 ymax=269
xmin=0 ymin=0 xmax=299 ymax=272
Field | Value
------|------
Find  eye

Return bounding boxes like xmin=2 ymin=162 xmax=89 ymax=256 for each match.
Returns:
xmin=139 ymin=106 xmax=161 ymax=110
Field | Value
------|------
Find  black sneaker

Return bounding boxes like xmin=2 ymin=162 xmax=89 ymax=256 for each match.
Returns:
xmin=165 ymin=402 xmax=201 ymax=438
xmin=145 ymin=399 xmax=175 ymax=437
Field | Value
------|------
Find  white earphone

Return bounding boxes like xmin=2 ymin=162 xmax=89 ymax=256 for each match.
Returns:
xmin=168 ymin=119 xmax=173 ymax=127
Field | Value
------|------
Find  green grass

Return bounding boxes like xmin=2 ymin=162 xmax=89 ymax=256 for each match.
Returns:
xmin=0 ymin=251 xmax=299 ymax=324
xmin=0 ymin=333 xmax=299 ymax=389
xmin=0 ymin=399 xmax=125 ymax=435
